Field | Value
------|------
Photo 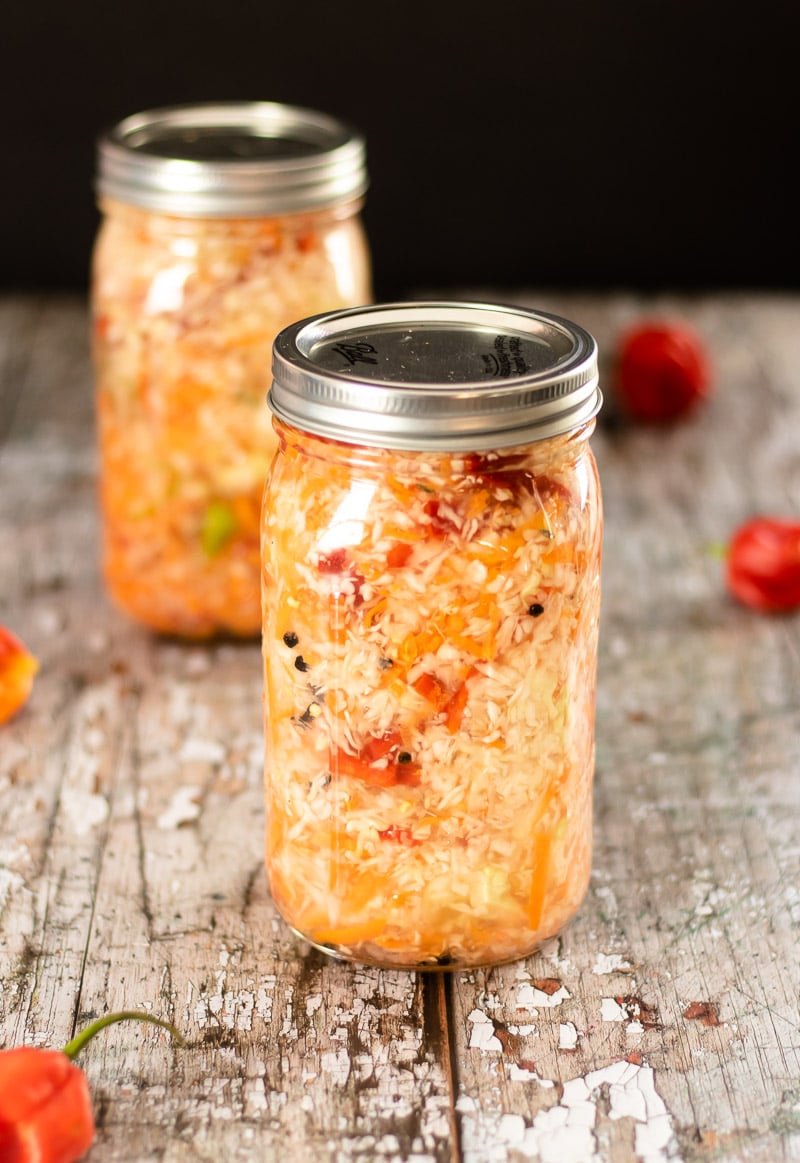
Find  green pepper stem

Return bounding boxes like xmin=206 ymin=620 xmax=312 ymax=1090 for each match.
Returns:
xmin=62 ymin=1011 xmax=185 ymax=1060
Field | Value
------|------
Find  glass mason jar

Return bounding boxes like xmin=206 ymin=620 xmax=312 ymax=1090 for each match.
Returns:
xmin=91 ymin=102 xmax=371 ymax=637
xmin=261 ymin=302 xmax=603 ymax=970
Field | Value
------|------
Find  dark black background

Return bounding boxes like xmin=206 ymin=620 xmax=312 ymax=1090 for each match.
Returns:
xmin=3 ymin=1 xmax=796 ymax=297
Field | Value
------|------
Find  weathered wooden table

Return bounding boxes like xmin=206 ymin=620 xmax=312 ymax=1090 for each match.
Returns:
xmin=1 ymin=292 xmax=799 ymax=1163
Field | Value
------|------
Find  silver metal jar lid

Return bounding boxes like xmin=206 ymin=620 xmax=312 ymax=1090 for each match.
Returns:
xmin=96 ymin=102 xmax=368 ymax=217
xmin=269 ymin=301 xmax=601 ymax=451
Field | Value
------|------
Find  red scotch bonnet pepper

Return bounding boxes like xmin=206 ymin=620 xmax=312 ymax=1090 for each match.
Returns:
xmin=614 ymin=320 xmax=711 ymax=422
xmin=0 ymin=1013 xmax=183 ymax=1163
xmin=726 ymin=517 xmax=800 ymax=613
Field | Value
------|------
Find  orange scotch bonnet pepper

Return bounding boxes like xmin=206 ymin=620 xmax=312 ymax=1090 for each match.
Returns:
xmin=0 ymin=1013 xmax=183 ymax=1163
xmin=0 ymin=626 xmax=38 ymax=726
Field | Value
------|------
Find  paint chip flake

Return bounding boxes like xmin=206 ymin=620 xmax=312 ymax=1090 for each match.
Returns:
xmin=467 ymin=1009 xmax=503 ymax=1052
xmin=601 ymin=997 xmax=628 ymax=1022
xmin=593 ymin=952 xmax=632 ymax=975
xmin=559 ymin=1022 xmax=579 ymax=1050
xmin=517 ymin=1061 xmax=681 ymax=1163
xmin=157 ymin=786 xmax=202 ymax=829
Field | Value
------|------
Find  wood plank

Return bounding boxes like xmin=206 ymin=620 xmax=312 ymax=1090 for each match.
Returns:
xmin=0 ymin=294 xmax=456 ymax=1162
xmin=445 ymin=292 xmax=800 ymax=1162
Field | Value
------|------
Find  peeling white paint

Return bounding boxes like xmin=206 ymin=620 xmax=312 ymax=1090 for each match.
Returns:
xmin=593 ymin=885 xmax=619 ymax=918
xmin=166 ymin=684 xmax=194 ymax=728
xmin=179 ymin=738 xmax=226 ymax=764
xmin=461 ymin=1059 xmax=681 ymax=1163
xmin=280 ymin=986 xmax=295 ymax=1037
xmin=593 ymin=952 xmax=631 ymax=975
xmin=82 ymin=726 xmax=107 ymax=752
xmin=516 ymin=982 xmax=571 ymax=1011
xmin=609 ymin=635 xmax=629 ymax=657
xmin=321 ymin=1047 xmax=352 ymax=1085
xmin=467 ymin=1009 xmax=503 ymax=1052
xmin=35 ymin=607 xmax=64 ymax=635
xmin=190 ymin=970 xmax=277 ymax=1032
xmin=184 ymin=650 xmax=212 ymax=676
xmin=86 ymin=629 xmax=110 ymax=653
xmin=508 ymin=1064 xmax=556 ymax=1087
xmin=375 ymin=1134 xmax=402 ymax=1155
xmin=559 ymin=1022 xmax=579 ymax=1050
xmin=244 ymin=1077 xmax=268 ymax=1114
xmin=497 ymin=1114 xmax=526 ymax=1145
xmin=0 ymin=842 xmax=29 ymax=907
xmin=601 ymin=997 xmax=628 ymax=1022
xmin=61 ymin=786 xmax=109 ymax=835
xmin=0 ymin=866 xmax=25 ymax=908
xmin=156 ymin=786 xmax=202 ymax=829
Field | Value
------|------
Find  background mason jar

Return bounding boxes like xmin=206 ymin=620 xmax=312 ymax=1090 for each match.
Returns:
xmin=91 ymin=102 xmax=371 ymax=638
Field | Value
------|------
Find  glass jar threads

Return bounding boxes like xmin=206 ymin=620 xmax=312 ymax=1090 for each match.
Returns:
xmin=261 ymin=301 xmax=603 ymax=969
xmin=92 ymin=102 xmax=371 ymax=637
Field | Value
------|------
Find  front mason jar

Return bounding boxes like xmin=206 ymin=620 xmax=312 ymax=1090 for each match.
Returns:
xmin=261 ymin=302 xmax=603 ymax=969
xmin=91 ymin=103 xmax=371 ymax=637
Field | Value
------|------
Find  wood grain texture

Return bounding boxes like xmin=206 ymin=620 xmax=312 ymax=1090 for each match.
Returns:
xmin=1 ymin=292 xmax=798 ymax=1163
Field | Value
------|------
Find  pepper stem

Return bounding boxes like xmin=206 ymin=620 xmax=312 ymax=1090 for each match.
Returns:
xmin=62 ymin=1011 xmax=185 ymax=1060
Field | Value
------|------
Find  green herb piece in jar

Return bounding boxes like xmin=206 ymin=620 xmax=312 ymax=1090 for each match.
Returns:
xmin=200 ymin=501 xmax=237 ymax=557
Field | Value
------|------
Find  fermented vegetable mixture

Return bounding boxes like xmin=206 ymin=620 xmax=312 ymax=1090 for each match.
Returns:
xmin=262 ymin=423 xmax=602 ymax=968
xmin=92 ymin=200 xmax=371 ymax=636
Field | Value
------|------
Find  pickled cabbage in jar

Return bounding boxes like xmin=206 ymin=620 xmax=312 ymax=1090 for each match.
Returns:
xmin=92 ymin=102 xmax=371 ymax=637
xmin=262 ymin=426 xmax=602 ymax=969
xmin=93 ymin=204 xmax=370 ymax=637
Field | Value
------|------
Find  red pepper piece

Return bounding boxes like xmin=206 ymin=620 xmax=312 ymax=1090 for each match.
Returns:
xmin=411 ymin=672 xmax=450 ymax=710
xmin=378 ymin=825 xmax=421 ymax=846
xmin=316 ymin=549 xmax=365 ymax=603
xmin=386 ymin=542 xmax=413 ymax=568
xmin=360 ymin=730 xmax=403 ymax=763
xmin=413 ymin=669 xmax=475 ymax=732
xmin=317 ymin=549 xmax=349 ymax=573
xmin=330 ymin=732 xmax=421 ymax=788
xmin=423 ymin=499 xmax=460 ymax=537
xmin=726 ymin=517 xmax=800 ymax=612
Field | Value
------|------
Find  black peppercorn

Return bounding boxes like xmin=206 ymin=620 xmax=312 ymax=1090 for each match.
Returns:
xmin=528 ymin=603 xmax=545 ymax=617
xmin=283 ymin=631 xmax=299 ymax=648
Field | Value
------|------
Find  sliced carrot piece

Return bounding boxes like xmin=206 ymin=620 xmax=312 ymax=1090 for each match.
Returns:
xmin=528 ymin=832 xmax=552 ymax=931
